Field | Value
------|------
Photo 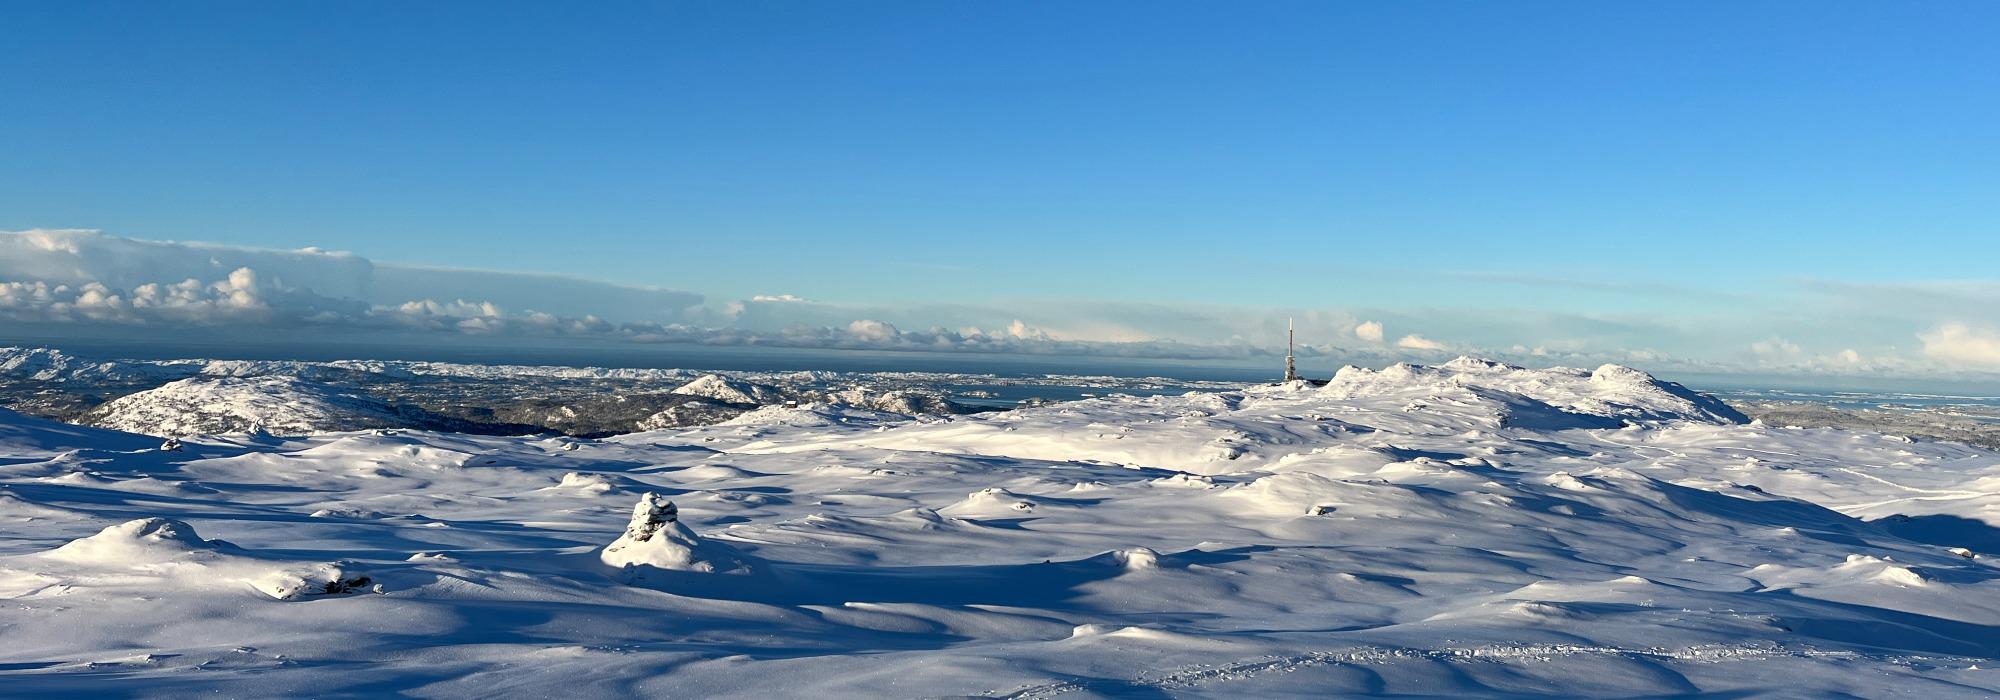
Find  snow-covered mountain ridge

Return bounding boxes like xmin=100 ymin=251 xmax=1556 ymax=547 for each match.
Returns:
xmin=0 ymin=346 xmax=1223 ymax=436
xmin=84 ymin=376 xmax=427 ymax=437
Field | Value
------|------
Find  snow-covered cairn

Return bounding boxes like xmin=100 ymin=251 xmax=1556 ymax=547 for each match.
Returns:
xmin=600 ymin=493 xmax=749 ymax=575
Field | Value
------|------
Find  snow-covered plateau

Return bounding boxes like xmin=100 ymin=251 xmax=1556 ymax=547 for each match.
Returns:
xmin=1 ymin=357 xmax=1998 ymax=697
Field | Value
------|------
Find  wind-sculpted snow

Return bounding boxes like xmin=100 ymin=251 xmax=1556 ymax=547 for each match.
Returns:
xmin=0 ymin=359 xmax=1996 ymax=697
xmin=1325 ymin=358 xmax=1749 ymax=426
xmin=0 ymin=407 xmax=162 ymax=456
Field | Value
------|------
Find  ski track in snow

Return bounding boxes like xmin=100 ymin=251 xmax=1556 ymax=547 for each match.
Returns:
xmin=1 ymin=357 xmax=1999 ymax=697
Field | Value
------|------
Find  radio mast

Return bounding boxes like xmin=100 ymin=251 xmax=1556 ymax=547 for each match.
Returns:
xmin=1284 ymin=317 xmax=1299 ymax=382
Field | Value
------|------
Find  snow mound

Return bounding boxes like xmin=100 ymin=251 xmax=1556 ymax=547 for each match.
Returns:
xmin=672 ymin=374 xmax=785 ymax=406
xmin=1111 ymin=547 xmax=1161 ymax=571
xmin=940 ymin=487 xmax=1041 ymax=517
xmin=559 ymin=472 xmax=616 ymax=492
xmin=1150 ymin=472 xmax=1219 ymax=489
xmin=1221 ymin=472 xmax=1350 ymax=515
xmin=42 ymin=517 xmax=219 ymax=562
xmin=543 ymin=471 xmax=627 ymax=494
xmin=600 ymin=493 xmax=749 ymax=575
xmin=7 ymin=518 xmax=371 ymax=600
xmin=84 ymin=376 xmax=411 ymax=437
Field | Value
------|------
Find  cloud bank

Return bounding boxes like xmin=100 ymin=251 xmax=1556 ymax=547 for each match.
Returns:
xmin=0 ymin=229 xmax=1246 ymax=360
xmin=1395 ymin=334 xmax=1447 ymax=351
xmin=5 ymin=229 xmax=2000 ymax=383
xmin=1920 ymin=323 xmax=2000 ymax=369
xmin=0 ymin=229 xmax=704 ymax=325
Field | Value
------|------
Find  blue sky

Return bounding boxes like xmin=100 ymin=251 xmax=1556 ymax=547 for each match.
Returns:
xmin=4 ymin=2 xmax=2000 ymax=380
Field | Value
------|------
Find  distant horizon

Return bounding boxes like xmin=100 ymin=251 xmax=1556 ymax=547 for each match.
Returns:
xmin=12 ymin=332 xmax=2000 ymax=400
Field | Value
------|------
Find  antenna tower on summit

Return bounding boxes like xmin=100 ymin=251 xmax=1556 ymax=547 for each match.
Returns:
xmin=1284 ymin=317 xmax=1299 ymax=382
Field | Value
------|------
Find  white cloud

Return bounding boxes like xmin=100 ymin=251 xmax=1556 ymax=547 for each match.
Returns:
xmin=1354 ymin=321 xmax=1384 ymax=343
xmin=751 ymin=294 xmax=808 ymax=303
xmin=956 ymin=320 xmax=1052 ymax=341
xmin=1919 ymin=322 xmax=2000 ymax=368
xmin=845 ymin=319 xmax=901 ymax=342
xmin=392 ymin=299 xmax=504 ymax=319
xmin=1396 ymin=334 xmax=1447 ymax=351
xmin=1004 ymin=319 xmax=1050 ymax=340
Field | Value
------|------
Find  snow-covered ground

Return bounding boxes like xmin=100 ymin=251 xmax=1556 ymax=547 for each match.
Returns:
xmin=1 ymin=358 xmax=1997 ymax=697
